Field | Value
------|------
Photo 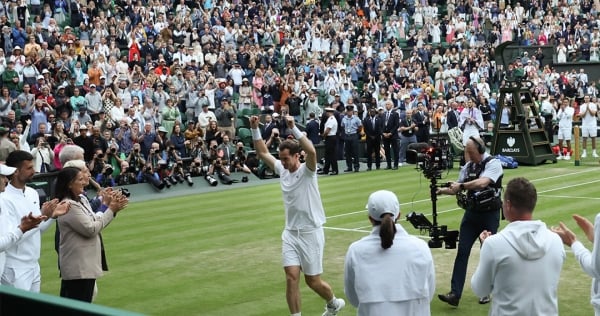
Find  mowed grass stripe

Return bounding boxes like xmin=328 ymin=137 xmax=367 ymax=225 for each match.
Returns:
xmin=37 ymin=163 xmax=600 ymax=315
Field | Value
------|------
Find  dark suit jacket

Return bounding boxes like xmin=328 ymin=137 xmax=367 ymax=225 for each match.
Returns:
xmin=447 ymin=109 xmax=460 ymax=130
xmin=382 ymin=111 xmax=400 ymax=139
xmin=413 ymin=110 xmax=430 ymax=140
xmin=362 ymin=115 xmax=383 ymax=140
xmin=262 ymin=121 xmax=276 ymax=139
xmin=305 ymin=119 xmax=321 ymax=145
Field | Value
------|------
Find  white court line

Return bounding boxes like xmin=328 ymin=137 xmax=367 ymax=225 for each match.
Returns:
xmin=324 ymin=226 xmax=370 ymax=233
xmin=327 ymin=170 xmax=600 ymax=231
xmin=538 ymin=194 xmax=600 ymax=200
xmin=327 ymin=169 xmax=592 ymax=220
xmin=529 ymin=169 xmax=592 ymax=182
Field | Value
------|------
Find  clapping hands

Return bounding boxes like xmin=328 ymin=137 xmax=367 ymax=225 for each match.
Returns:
xmin=18 ymin=212 xmax=47 ymax=233
xmin=41 ymin=199 xmax=70 ymax=219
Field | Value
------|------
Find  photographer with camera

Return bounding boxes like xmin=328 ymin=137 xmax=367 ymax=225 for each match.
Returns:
xmin=115 ymin=161 xmax=139 ymax=186
xmin=265 ymin=127 xmax=283 ymax=152
xmin=31 ymin=136 xmax=54 ymax=173
xmin=230 ymin=141 xmax=252 ymax=174
xmin=207 ymin=156 xmax=229 ymax=177
xmin=436 ymin=136 xmax=503 ymax=307
xmin=95 ymin=161 xmax=116 ymax=188
xmin=187 ymin=137 xmax=208 ymax=176
xmin=89 ymin=148 xmax=107 ymax=177
xmin=126 ymin=143 xmax=146 ymax=174
xmin=93 ymin=145 xmax=123 ymax=188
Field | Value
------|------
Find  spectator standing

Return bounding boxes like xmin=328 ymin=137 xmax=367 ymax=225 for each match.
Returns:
xmin=215 ymin=98 xmax=236 ymax=138
xmin=578 ymin=95 xmax=598 ymax=158
xmin=472 ymin=177 xmax=565 ymax=316
xmin=0 ymin=127 xmax=16 ymax=161
xmin=250 ymin=115 xmax=345 ymax=316
xmin=557 ymin=98 xmax=574 ymax=160
xmin=459 ymin=100 xmax=484 ymax=146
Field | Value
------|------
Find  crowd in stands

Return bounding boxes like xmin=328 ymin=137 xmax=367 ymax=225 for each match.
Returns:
xmin=0 ymin=0 xmax=596 ymax=186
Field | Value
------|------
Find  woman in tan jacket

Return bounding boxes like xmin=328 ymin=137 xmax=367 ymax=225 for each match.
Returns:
xmin=55 ymin=167 xmax=128 ymax=302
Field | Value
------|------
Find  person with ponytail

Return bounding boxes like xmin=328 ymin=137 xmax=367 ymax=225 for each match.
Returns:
xmin=344 ymin=190 xmax=435 ymax=316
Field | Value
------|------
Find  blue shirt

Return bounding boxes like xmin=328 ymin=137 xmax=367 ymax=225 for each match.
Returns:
xmin=341 ymin=115 xmax=362 ymax=134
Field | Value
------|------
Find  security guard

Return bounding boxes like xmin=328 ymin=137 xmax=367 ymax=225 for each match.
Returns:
xmin=341 ymin=105 xmax=363 ymax=172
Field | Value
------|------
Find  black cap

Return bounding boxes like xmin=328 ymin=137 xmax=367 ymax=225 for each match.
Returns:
xmin=345 ymin=105 xmax=354 ymax=111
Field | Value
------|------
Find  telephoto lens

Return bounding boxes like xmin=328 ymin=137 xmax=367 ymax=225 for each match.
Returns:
xmin=205 ymin=175 xmax=218 ymax=186
xmin=185 ymin=173 xmax=194 ymax=186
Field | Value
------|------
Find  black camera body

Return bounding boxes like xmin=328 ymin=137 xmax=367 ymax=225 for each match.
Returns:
xmin=119 ymin=187 xmax=131 ymax=198
xmin=406 ymin=137 xmax=451 ymax=179
xmin=103 ymin=166 xmax=114 ymax=176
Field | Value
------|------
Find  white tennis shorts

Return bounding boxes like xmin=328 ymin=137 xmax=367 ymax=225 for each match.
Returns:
xmin=581 ymin=126 xmax=598 ymax=138
xmin=281 ymin=227 xmax=324 ymax=276
xmin=558 ymin=127 xmax=572 ymax=141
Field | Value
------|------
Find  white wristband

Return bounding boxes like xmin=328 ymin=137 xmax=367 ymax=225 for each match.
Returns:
xmin=251 ymin=128 xmax=262 ymax=141
xmin=291 ymin=126 xmax=304 ymax=140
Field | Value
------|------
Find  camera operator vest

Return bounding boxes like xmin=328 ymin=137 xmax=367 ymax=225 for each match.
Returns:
xmin=462 ymin=156 xmax=503 ymax=212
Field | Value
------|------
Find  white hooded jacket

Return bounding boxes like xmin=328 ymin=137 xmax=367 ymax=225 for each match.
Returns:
xmin=570 ymin=213 xmax=600 ymax=313
xmin=471 ymin=220 xmax=565 ymax=316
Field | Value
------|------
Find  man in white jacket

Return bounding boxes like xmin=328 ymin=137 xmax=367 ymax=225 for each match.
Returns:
xmin=0 ymin=164 xmax=46 ymax=274
xmin=471 ymin=177 xmax=565 ymax=316
xmin=344 ymin=190 xmax=435 ymax=316
xmin=553 ymin=211 xmax=600 ymax=315
xmin=0 ymin=151 xmax=69 ymax=292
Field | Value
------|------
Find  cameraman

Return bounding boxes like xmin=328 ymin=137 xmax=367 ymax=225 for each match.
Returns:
xmin=104 ymin=145 xmax=124 ymax=174
xmin=89 ymin=149 xmax=107 ymax=178
xmin=31 ymin=136 xmax=54 ymax=173
xmin=207 ymin=157 xmax=230 ymax=178
xmin=187 ymin=137 xmax=208 ymax=176
xmin=230 ymin=141 xmax=252 ymax=174
xmin=436 ymin=136 xmax=503 ymax=307
xmin=265 ymin=128 xmax=282 ymax=152
xmin=115 ymin=161 xmax=140 ymax=185
xmin=95 ymin=162 xmax=116 ymax=188
xmin=126 ymin=143 xmax=146 ymax=174
xmin=205 ymin=139 xmax=221 ymax=162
